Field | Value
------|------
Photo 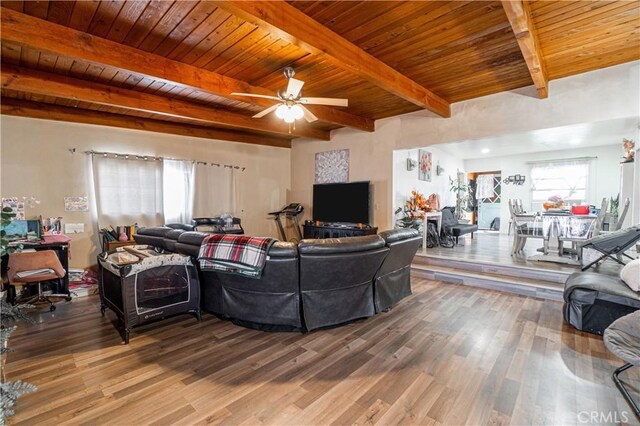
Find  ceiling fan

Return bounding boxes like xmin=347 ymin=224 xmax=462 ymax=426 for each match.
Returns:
xmin=231 ymin=67 xmax=348 ymax=124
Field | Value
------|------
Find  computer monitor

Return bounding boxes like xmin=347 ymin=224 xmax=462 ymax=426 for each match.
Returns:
xmin=3 ymin=220 xmax=41 ymax=241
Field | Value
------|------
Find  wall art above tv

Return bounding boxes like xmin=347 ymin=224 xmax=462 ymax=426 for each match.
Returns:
xmin=315 ymin=149 xmax=349 ymax=184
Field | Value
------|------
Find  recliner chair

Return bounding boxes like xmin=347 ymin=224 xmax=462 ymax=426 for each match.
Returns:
xmin=374 ymin=228 xmax=421 ymax=313
xmin=298 ymin=236 xmax=388 ymax=331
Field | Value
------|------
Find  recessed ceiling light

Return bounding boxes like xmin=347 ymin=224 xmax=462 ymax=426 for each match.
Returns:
xmin=481 ymin=148 xmax=490 ymax=154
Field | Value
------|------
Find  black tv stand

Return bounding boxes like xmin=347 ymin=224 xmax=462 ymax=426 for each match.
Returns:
xmin=303 ymin=221 xmax=378 ymax=239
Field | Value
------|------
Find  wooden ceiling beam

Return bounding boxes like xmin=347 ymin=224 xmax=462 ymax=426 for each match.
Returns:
xmin=0 ymin=98 xmax=292 ymax=148
xmin=213 ymin=1 xmax=451 ymax=118
xmin=501 ymin=0 xmax=549 ymax=98
xmin=0 ymin=65 xmax=330 ymax=141
xmin=0 ymin=7 xmax=374 ymax=133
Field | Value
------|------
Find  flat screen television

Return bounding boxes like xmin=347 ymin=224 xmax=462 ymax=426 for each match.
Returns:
xmin=312 ymin=181 xmax=370 ymax=224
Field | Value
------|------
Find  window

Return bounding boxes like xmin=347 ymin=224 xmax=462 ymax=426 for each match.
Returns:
xmin=163 ymin=160 xmax=195 ymax=224
xmin=530 ymin=160 xmax=590 ymax=205
xmin=192 ymin=163 xmax=236 ymax=218
xmin=92 ymin=155 xmax=164 ymax=226
xmin=91 ymin=154 xmax=237 ymax=228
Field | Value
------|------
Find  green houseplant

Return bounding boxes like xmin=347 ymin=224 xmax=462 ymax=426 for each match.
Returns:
xmin=449 ymin=176 xmax=470 ymax=221
xmin=610 ymin=193 xmax=620 ymax=219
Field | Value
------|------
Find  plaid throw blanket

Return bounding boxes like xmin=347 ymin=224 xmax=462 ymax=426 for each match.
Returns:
xmin=198 ymin=234 xmax=275 ymax=278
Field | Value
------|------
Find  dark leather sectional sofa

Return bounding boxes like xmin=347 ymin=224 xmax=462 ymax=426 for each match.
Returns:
xmin=133 ymin=227 xmax=421 ymax=332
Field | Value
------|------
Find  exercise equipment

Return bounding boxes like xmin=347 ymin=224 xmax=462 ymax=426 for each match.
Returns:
xmin=269 ymin=203 xmax=304 ymax=242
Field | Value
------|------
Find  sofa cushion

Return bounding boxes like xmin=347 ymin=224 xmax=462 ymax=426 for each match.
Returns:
xmin=165 ymin=223 xmax=195 ymax=231
xmin=448 ymin=224 xmax=479 ymax=237
xmin=136 ymin=226 xmax=172 ymax=237
xmin=165 ymin=229 xmax=185 ymax=240
xmin=177 ymin=231 xmax=209 ymax=246
xmin=268 ymin=242 xmax=298 ymax=258
xmin=163 ymin=229 xmax=185 ymax=251
xmin=133 ymin=227 xmax=172 ymax=249
xmin=378 ymin=228 xmax=419 ymax=245
xmin=298 ymin=235 xmax=385 ymax=255
xmin=620 ymin=259 xmax=640 ymax=292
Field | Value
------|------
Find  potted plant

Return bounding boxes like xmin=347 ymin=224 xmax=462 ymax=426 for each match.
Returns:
xmin=609 ymin=193 xmax=620 ymax=230
xmin=449 ymin=176 xmax=469 ymax=221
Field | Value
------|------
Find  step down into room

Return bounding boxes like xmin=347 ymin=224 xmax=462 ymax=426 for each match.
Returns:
xmin=411 ymin=253 xmax=570 ymax=301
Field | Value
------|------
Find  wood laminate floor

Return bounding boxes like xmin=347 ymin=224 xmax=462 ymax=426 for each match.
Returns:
xmin=6 ymin=278 xmax=639 ymax=425
xmin=418 ymin=231 xmax=626 ymax=276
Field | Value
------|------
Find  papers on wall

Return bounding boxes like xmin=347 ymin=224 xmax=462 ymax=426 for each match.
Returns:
xmin=2 ymin=197 xmax=25 ymax=220
xmin=64 ymin=196 xmax=89 ymax=211
xmin=64 ymin=223 xmax=85 ymax=234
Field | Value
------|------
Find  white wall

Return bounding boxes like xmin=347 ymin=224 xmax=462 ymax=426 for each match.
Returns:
xmin=1 ymin=115 xmax=291 ymax=268
xmin=291 ymin=61 xmax=640 ymax=230
xmin=464 ymin=144 xmax=622 ymax=233
xmin=392 ymin=146 xmax=465 ymax=218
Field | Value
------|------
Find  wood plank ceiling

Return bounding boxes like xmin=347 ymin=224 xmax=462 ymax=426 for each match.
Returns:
xmin=1 ymin=1 xmax=638 ymax=148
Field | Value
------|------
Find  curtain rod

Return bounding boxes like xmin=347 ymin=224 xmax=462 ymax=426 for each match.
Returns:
xmin=526 ymin=156 xmax=597 ymax=165
xmin=77 ymin=149 xmax=246 ymax=171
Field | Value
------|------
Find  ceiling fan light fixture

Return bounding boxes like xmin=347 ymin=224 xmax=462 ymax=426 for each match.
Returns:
xmin=291 ymin=104 xmax=304 ymax=120
xmin=284 ymin=115 xmax=295 ymax=124
xmin=275 ymin=104 xmax=288 ymax=119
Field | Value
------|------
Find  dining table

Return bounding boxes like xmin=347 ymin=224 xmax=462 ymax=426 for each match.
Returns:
xmin=526 ymin=211 xmax=599 ymax=265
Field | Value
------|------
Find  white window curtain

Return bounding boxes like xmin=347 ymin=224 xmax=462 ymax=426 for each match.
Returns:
xmin=163 ymin=159 xmax=195 ymax=224
xmin=476 ymin=174 xmax=495 ymax=199
xmin=530 ymin=159 xmax=590 ymax=206
xmin=91 ymin=155 xmax=164 ymax=227
xmin=192 ymin=163 xmax=237 ymax=218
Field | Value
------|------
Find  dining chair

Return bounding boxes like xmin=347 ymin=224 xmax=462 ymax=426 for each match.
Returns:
xmin=560 ymin=198 xmax=610 ymax=260
xmin=557 ymin=216 xmax=597 ymax=260
xmin=7 ymin=250 xmax=69 ymax=311
xmin=614 ymin=197 xmax=631 ymax=232
xmin=507 ymin=199 xmax=524 ymax=235
xmin=509 ymin=201 xmax=544 ymax=255
xmin=515 ymin=199 xmax=525 ymax=214
xmin=593 ymin=197 xmax=609 ymax=236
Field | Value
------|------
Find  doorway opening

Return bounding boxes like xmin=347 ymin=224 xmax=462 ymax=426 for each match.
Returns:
xmin=468 ymin=171 xmax=501 ymax=231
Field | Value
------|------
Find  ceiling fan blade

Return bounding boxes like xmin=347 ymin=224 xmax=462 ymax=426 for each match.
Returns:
xmin=299 ymin=97 xmax=348 ymax=107
xmin=252 ymin=104 xmax=280 ymax=118
xmin=231 ymin=92 xmax=281 ymax=101
xmin=301 ymin=105 xmax=318 ymax=123
xmin=285 ymin=78 xmax=305 ymax=98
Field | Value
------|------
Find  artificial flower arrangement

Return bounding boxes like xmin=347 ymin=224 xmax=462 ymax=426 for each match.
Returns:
xmin=395 ymin=190 xmax=433 ymax=229
xmin=543 ymin=195 xmax=565 ymax=210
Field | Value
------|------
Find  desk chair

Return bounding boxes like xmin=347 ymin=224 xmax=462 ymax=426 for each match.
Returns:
xmin=8 ymin=250 xmax=70 ymax=311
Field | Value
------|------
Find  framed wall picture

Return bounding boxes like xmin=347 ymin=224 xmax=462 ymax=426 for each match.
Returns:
xmin=315 ymin=149 xmax=349 ymax=184
xmin=418 ymin=150 xmax=432 ymax=182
